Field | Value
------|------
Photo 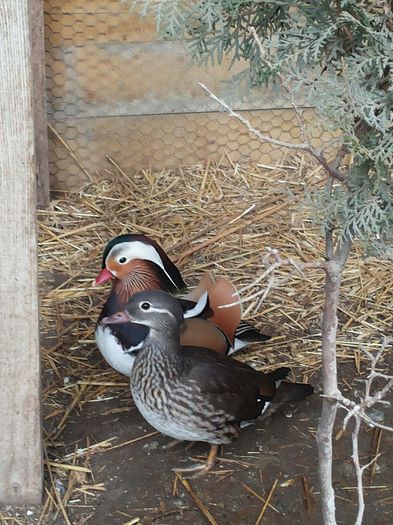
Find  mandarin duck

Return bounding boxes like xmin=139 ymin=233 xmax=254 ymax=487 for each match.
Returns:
xmin=94 ymin=234 xmax=271 ymax=376
xmin=102 ymin=290 xmax=314 ymax=476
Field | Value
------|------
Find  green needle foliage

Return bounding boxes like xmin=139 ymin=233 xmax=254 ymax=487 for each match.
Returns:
xmin=127 ymin=1 xmax=393 ymax=252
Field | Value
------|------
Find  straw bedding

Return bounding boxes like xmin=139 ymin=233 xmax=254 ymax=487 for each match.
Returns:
xmin=2 ymin=157 xmax=392 ymax=524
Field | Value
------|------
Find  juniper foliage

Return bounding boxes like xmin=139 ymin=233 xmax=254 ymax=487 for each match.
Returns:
xmin=128 ymin=0 xmax=393 ymax=250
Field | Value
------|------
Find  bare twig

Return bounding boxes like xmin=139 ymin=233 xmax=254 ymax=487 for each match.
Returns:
xmin=200 ymin=82 xmax=309 ymax=149
xmin=219 ymin=247 xmax=327 ymax=309
xmin=332 ymin=338 xmax=393 ymax=432
xmin=200 ymin=81 xmax=346 ymax=184
xmin=331 ymin=338 xmax=393 ymax=524
xmin=199 ymin=88 xmax=346 ymax=185
xmin=326 ymin=392 xmax=393 ymax=433
xmin=351 ymin=416 xmax=382 ymax=525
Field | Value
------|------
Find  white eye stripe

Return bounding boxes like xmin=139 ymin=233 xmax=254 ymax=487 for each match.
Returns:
xmin=141 ymin=305 xmax=177 ymax=320
xmin=108 ymin=241 xmax=177 ymax=286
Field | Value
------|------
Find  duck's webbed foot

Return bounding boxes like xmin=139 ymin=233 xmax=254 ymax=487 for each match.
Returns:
xmin=173 ymin=444 xmax=218 ymax=479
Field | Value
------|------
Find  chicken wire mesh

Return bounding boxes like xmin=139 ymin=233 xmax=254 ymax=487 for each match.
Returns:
xmin=44 ymin=0 xmax=333 ymax=190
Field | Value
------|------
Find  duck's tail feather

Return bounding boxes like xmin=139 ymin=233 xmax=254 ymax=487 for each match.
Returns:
xmin=260 ymin=379 xmax=314 ymax=418
xmin=231 ymin=320 xmax=271 ymax=353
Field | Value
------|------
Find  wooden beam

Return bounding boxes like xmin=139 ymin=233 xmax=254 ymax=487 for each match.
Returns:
xmin=31 ymin=0 xmax=50 ymax=207
xmin=0 ymin=0 xmax=43 ymax=504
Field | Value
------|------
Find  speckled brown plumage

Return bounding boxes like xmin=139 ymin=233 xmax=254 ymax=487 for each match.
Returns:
xmin=103 ymin=290 xmax=314 ymax=476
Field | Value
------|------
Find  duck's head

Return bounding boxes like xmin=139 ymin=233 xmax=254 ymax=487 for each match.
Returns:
xmin=94 ymin=234 xmax=187 ymax=292
xmin=102 ymin=290 xmax=185 ymax=332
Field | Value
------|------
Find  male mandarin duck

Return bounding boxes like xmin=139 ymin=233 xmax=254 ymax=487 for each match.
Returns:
xmin=94 ymin=234 xmax=271 ymax=376
xmin=102 ymin=290 xmax=314 ymax=476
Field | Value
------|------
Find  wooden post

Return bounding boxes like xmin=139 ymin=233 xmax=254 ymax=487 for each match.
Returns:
xmin=0 ymin=0 xmax=43 ymax=504
xmin=31 ymin=0 xmax=50 ymax=207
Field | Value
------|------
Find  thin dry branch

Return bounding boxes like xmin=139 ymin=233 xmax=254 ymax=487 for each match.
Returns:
xmin=351 ymin=416 xmax=382 ymax=525
xmin=333 ymin=338 xmax=393 ymax=524
xmin=199 ymin=85 xmax=345 ymax=185
xmin=48 ymin=123 xmax=93 ymax=183
xmin=219 ymin=247 xmax=327 ymax=309
xmin=329 ymin=393 xmax=393 ymax=433
xmin=330 ymin=338 xmax=393 ymax=433
xmin=199 ymin=82 xmax=309 ymax=151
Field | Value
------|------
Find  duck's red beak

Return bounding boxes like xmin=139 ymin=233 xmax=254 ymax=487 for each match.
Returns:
xmin=94 ymin=268 xmax=114 ymax=286
xmin=102 ymin=310 xmax=132 ymax=325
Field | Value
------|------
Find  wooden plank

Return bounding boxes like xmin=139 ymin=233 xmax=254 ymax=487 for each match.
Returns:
xmin=46 ymin=40 xmax=294 ymax=119
xmin=0 ymin=0 xmax=43 ymax=504
xmin=44 ymin=10 xmax=159 ymax=45
xmin=49 ymin=108 xmax=317 ymax=189
xmin=32 ymin=0 xmax=50 ymax=207
xmin=44 ymin=0 xmax=132 ymax=13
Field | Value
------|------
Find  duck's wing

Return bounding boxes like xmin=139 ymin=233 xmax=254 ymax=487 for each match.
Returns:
xmin=182 ymin=272 xmax=241 ymax=347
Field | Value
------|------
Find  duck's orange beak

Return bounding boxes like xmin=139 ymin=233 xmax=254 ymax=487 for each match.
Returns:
xmin=94 ymin=268 xmax=114 ymax=286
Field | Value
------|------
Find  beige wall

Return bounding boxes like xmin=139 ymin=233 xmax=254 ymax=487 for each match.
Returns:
xmin=44 ymin=0 xmax=328 ymax=189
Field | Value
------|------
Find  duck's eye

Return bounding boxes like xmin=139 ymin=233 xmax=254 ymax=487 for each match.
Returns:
xmin=141 ymin=302 xmax=151 ymax=311
xmin=119 ymin=257 xmax=127 ymax=264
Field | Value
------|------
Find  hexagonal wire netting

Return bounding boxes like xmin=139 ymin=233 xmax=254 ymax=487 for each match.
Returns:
xmin=44 ymin=0 xmax=332 ymax=190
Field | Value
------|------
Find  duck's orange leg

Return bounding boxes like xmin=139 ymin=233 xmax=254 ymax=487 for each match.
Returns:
xmin=173 ymin=444 xmax=219 ymax=478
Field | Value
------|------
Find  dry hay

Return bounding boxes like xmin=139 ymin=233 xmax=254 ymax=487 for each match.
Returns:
xmin=37 ymin=157 xmax=392 ymax=380
xmin=2 ymin=157 xmax=392 ymax=524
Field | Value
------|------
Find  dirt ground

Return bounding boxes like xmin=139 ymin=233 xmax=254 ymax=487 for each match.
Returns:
xmin=44 ymin=360 xmax=391 ymax=525
xmin=4 ymin=343 xmax=391 ymax=525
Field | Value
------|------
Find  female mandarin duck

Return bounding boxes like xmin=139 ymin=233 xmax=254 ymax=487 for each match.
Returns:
xmin=94 ymin=234 xmax=271 ymax=376
xmin=102 ymin=290 xmax=313 ymax=476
